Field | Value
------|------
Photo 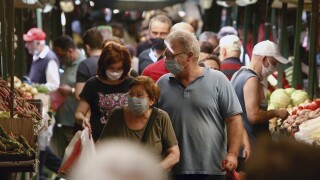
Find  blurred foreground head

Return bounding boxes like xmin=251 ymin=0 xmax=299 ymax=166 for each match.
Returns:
xmin=69 ymin=140 xmax=166 ymax=180
xmin=245 ymin=135 xmax=320 ymax=180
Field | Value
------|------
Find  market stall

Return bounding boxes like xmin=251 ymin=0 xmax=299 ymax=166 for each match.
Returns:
xmin=269 ymin=87 xmax=320 ymax=145
xmin=0 ymin=0 xmax=48 ymax=178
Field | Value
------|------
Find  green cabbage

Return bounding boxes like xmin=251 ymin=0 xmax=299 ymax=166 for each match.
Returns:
xmin=291 ymin=90 xmax=308 ymax=106
xmin=285 ymin=88 xmax=296 ymax=96
xmin=270 ymin=88 xmax=291 ymax=108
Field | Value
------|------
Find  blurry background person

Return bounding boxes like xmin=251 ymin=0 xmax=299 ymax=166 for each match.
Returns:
xmin=75 ymin=27 xmax=104 ymax=100
xmin=138 ymin=14 xmax=172 ymax=74
xmin=215 ymin=35 xmax=243 ymax=80
xmin=217 ymin=26 xmax=250 ymax=66
xmin=245 ymin=135 xmax=320 ymax=180
xmin=23 ymin=27 xmax=62 ymax=180
xmin=200 ymin=41 xmax=214 ymax=55
xmin=23 ymin=27 xmax=60 ymax=91
xmin=198 ymin=31 xmax=219 ymax=54
xmin=75 ymin=42 xmax=133 ymax=141
xmin=141 ymin=22 xmax=195 ymax=82
xmin=198 ymin=54 xmax=221 ymax=71
xmin=70 ymin=140 xmax=167 ymax=180
xmin=99 ymin=76 xmax=179 ymax=172
xmin=52 ymin=35 xmax=86 ymax=156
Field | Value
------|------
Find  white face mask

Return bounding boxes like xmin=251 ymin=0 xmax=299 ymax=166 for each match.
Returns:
xmin=262 ymin=59 xmax=277 ymax=78
xmin=106 ymin=70 xmax=123 ymax=81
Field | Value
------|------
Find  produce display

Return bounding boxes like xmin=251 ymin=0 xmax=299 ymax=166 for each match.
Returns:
xmin=0 ymin=125 xmax=35 ymax=161
xmin=269 ymin=87 xmax=320 ymax=145
xmin=0 ymin=77 xmax=43 ymax=133
xmin=7 ymin=76 xmax=48 ymax=99
xmin=268 ymin=88 xmax=308 ymax=109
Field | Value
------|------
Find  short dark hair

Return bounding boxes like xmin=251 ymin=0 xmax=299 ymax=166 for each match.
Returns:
xmin=130 ymin=76 xmax=160 ymax=107
xmin=149 ymin=14 xmax=172 ymax=30
xmin=199 ymin=54 xmax=221 ymax=68
xmin=53 ymin=35 xmax=76 ymax=51
xmin=200 ymin=41 xmax=214 ymax=54
xmin=97 ymin=42 xmax=131 ymax=80
xmin=83 ymin=27 xmax=103 ymax=50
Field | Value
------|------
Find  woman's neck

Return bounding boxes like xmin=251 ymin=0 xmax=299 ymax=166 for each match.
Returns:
xmin=124 ymin=107 xmax=152 ymax=130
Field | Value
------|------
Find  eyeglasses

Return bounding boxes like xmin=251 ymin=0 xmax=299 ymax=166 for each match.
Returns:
xmin=163 ymin=48 xmax=185 ymax=60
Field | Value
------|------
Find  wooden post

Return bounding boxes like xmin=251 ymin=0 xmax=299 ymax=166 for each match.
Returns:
xmin=308 ymin=0 xmax=319 ymax=99
xmin=291 ymin=0 xmax=304 ymax=89
xmin=0 ymin=0 xmax=8 ymax=78
xmin=6 ymin=0 xmax=14 ymax=118
xmin=277 ymin=2 xmax=287 ymax=88
xmin=264 ymin=0 xmax=273 ymax=40
xmin=242 ymin=4 xmax=253 ymax=65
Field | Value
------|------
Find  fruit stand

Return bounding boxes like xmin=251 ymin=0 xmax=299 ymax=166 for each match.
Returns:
xmin=0 ymin=77 xmax=44 ymax=173
xmin=269 ymin=87 xmax=320 ymax=145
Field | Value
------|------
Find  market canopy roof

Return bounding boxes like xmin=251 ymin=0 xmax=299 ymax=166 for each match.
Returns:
xmin=92 ymin=0 xmax=186 ymax=11
xmin=277 ymin=0 xmax=319 ymax=12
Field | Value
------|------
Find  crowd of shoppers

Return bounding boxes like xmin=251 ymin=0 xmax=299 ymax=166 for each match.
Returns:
xmin=18 ymin=11 xmax=306 ymax=180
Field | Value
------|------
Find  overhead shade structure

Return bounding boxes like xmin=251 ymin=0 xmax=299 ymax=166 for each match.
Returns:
xmin=277 ymin=0 xmax=319 ymax=12
xmin=14 ymin=0 xmax=43 ymax=8
xmin=215 ymin=0 xmax=257 ymax=7
xmin=92 ymin=0 xmax=186 ymax=11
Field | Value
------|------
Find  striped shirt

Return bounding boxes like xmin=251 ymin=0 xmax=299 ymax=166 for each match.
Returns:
xmin=221 ymin=57 xmax=243 ymax=80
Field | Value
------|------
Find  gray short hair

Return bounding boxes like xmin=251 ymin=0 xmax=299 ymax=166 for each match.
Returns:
xmin=165 ymin=30 xmax=200 ymax=62
xmin=199 ymin=31 xmax=217 ymax=42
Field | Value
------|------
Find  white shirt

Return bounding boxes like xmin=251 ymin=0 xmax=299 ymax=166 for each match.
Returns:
xmin=33 ymin=46 xmax=60 ymax=91
xmin=148 ymin=49 xmax=159 ymax=63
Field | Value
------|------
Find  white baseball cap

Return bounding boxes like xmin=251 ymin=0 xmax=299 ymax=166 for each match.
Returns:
xmin=214 ymin=34 xmax=241 ymax=53
xmin=253 ymin=40 xmax=289 ymax=64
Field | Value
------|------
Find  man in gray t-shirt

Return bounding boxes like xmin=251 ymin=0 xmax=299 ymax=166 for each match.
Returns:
xmin=157 ymin=30 xmax=244 ymax=180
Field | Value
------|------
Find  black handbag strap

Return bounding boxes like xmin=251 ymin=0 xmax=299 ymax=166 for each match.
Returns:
xmin=141 ymin=108 xmax=157 ymax=144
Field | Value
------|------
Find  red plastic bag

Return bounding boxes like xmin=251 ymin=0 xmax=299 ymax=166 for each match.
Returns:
xmin=49 ymin=90 xmax=66 ymax=112
xmin=222 ymin=160 xmax=242 ymax=180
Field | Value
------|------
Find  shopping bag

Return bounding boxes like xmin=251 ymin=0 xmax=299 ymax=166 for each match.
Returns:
xmin=49 ymin=90 xmax=66 ymax=112
xmin=58 ymin=128 xmax=95 ymax=175
xmin=58 ymin=131 xmax=81 ymax=175
xmin=222 ymin=160 xmax=242 ymax=180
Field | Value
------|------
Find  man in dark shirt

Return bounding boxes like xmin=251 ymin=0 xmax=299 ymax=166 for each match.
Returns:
xmin=75 ymin=27 xmax=103 ymax=100
xmin=138 ymin=15 xmax=172 ymax=74
xmin=215 ymin=35 xmax=243 ymax=80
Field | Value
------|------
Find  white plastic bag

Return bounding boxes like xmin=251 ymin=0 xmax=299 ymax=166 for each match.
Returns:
xmin=58 ymin=128 xmax=95 ymax=176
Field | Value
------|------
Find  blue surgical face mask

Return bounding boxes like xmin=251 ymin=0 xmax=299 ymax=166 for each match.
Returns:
xmin=128 ymin=96 xmax=149 ymax=115
xmin=165 ymin=59 xmax=185 ymax=75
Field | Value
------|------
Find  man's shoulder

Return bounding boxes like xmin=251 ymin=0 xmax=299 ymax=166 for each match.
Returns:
xmin=80 ymin=56 xmax=99 ymax=65
xmin=143 ymin=59 xmax=164 ymax=71
xmin=157 ymin=73 xmax=171 ymax=83
xmin=138 ymin=48 xmax=151 ymax=59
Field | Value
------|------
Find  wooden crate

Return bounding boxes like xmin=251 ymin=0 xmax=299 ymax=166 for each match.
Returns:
xmin=0 ymin=118 xmax=36 ymax=148
xmin=0 ymin=118 xmax=37 ymax=172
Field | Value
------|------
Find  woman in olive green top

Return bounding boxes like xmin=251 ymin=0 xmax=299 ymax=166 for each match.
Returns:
xmin=99 ymin=76 xmax=180 ymax=172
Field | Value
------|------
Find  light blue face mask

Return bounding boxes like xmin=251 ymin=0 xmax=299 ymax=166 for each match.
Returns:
xmin=128 ymin=96 xmax=148 ymax=115
xmin=165 ymin=59 xmax=184 ymax=75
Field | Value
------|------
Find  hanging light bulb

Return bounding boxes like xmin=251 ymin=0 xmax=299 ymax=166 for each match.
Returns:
xmin=75 ymin=0 xmax=81 ymax=5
